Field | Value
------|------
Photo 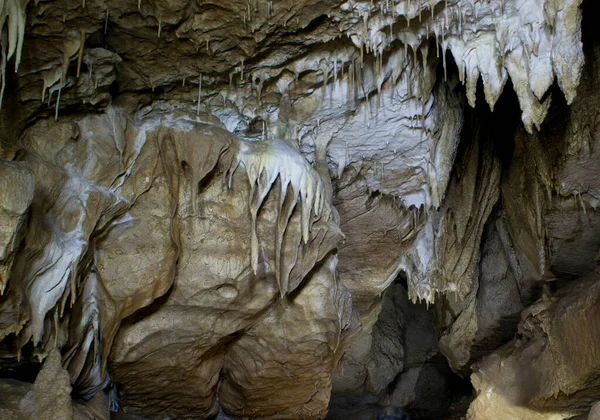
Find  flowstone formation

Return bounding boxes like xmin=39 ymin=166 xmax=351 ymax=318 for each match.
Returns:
xmin=0 ymin=0 xmax=598 ymax=418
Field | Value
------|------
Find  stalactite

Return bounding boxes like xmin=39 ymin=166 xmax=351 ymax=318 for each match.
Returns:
xmin=333 ymin=58 xmax=338 ymax=87
xmin=233 ymin=137 xmax=327 ymax=294
xmin=442 ymin=31 xmax=447 ymax=81
xmin=445 ymin=0 xmax=449 ymax=28
xmin=0 ymin=34 xmax=6 ymax=110
xmin=360 ymin=43 xmax=364 ymax=69
xmin=55 ymin=76 xmax=62 ymax=121
xmin=197 ymin=74 xmax=202 ymax=116
xmin=76 ymin=31 xmax=86 ymax=78
xmin=0 ymin=0 xmax=28 ymax=109
xmin=350 ymin=59 xmax=355 ymax=104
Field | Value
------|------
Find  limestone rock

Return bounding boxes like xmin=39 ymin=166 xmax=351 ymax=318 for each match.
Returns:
xmin=0 ymin=159 xmax=34 ymax=296
xmin=468 ymin=271 xmax=600 ymax=419
xmin=0 ymin=0 xmax=596 ymax=418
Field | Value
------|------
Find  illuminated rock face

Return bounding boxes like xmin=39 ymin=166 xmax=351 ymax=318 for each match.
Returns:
xmin=0 ymin=0 xmax=598 ymax=418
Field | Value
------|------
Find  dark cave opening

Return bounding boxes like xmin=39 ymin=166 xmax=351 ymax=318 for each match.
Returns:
xmin=328 ymin=272 xmax=472 ymax=420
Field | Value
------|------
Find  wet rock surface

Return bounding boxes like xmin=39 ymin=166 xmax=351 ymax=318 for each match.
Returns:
xmin=0 ymin=0 xmax=599 ymax=418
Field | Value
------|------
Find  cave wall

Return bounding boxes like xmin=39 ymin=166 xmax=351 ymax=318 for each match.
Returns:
xmin=0 ymin=0 xmax=598 ymax=419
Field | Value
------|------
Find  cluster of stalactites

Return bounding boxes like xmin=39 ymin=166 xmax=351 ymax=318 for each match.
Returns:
xmin=342 ymin=0 xmax=584 ymax=132
xmin=0 ymin=0 xmax=28 ymax=108
xmin=231 ymin=138 xmax=328 ymax=297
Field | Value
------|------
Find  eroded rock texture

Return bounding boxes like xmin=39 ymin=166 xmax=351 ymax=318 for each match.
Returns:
xmin=0 ymin=0 xmax=599 ymax=418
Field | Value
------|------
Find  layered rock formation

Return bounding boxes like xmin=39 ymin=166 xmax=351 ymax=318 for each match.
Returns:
xmin=0 ymin=0 xmax=598 ymax=418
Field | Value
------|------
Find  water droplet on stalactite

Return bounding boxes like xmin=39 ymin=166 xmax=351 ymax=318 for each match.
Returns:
xmin=197 ymin=74 xmax=202 ymax=116
xmin=104 ymin=9 xmax=109 ymax=35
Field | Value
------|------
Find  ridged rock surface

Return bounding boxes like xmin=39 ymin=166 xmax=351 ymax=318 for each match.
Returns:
xmin=0 ymin=0 xmax=598 ymax=418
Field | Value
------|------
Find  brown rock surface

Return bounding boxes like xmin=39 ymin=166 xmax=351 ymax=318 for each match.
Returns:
xmin=0 ymin=0 xmax=598 ymax=418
